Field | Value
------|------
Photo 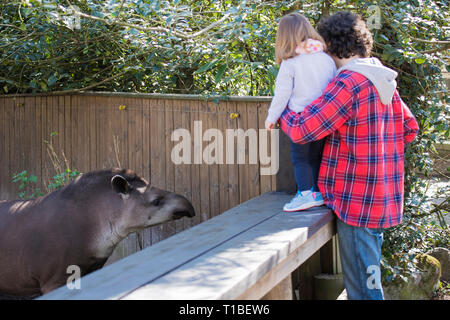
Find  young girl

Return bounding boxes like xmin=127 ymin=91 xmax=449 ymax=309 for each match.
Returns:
xmin=265 ymin=13 xmax=336 ymax=212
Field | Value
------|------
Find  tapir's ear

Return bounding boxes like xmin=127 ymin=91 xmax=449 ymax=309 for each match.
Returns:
xmin=111 ymin=175 xmax=131 ymax=199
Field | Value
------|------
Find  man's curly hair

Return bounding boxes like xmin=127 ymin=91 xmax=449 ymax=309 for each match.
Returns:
xmin=317 ymin=11 xmax=373 ymax=59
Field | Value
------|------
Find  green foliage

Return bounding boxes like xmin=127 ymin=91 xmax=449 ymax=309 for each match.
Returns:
xmin=0 ymin=0 xmax=295 ymax=95
xmin=12 ymin=171 xmax=44 ymax=200
xmin=47 ymin=168 xmax=82 ymax=191
xmin=12 ymin=168 xmax=81 ymax=200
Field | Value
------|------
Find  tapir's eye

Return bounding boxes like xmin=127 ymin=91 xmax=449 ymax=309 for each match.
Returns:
xmin=151 ymin=198 xmax=163 ymax=206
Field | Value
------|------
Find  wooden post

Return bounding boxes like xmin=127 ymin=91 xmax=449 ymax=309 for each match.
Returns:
xmin=320 ymin=238 xmax=334 ymax=274
xmin=261 ymin=275 xmax=293 ymax=300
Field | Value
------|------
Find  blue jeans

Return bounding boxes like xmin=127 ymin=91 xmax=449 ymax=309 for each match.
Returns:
xmin=290 ymin=139 xmax=324 ymax=192
xmin=336 ymin=218 xmax=385 ymax=300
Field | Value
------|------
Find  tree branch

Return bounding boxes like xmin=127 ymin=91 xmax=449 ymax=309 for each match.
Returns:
xmin=420 ymin=43 xmax=450 ymax=54
xmin=44 ymin=71 xmax=128 ymax=95
xmin=72 ymin=9 xmax=230 ymax=40
xmin=411 ymin=37 xmax=450 ymax=45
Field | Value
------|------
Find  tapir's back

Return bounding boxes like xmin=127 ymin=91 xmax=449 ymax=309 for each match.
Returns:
xmin=0 ymin=199 xmax=43 ymax=296
xmin=0 ymin=199 xmax=31 ymax=230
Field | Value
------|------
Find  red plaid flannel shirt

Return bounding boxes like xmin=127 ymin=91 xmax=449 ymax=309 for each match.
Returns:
xmin=279 ymin=70 xmax=419 ymax=228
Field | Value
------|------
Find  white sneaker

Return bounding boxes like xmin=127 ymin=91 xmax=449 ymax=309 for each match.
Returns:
xmin=283 ymin=189 xmax=324 ymax=212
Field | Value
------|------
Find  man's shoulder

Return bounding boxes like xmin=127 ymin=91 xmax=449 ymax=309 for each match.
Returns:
xmin=333 ymin=70 xmax=374 ymax=92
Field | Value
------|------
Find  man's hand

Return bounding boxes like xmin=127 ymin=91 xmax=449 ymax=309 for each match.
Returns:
xmin=265 ymin=120 xmax=275 ymax=131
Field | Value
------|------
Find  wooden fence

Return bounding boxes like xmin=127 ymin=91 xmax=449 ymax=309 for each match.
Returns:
xmin=0 ymin=92 xmax=283 ymax=259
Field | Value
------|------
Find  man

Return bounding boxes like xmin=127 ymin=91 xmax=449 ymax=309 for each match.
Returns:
xmin=278 ymin=11 xmax=419 ymax=299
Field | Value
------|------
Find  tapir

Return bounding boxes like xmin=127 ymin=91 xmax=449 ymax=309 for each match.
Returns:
xmin=0 ymin=168 xmax=195 ymax=298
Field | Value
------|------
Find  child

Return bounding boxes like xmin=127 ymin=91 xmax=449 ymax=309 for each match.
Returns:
xmin=265 ymin=13 xmax=336 ymax=212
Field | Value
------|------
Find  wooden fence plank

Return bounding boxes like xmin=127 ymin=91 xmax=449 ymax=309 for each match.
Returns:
xmin=63 ymin=96 xmax=72 ymax=170
xmin=87 ymin=96 xmax=96 ymax=171
xmin=12 ymin=97 xmax=23 ymax=195
xmin=80 ymin=96 xmax=90 ymax=173
xmin=198 ymin=101 xmax=210 ymax=223
xmin=5 ymin=98 xmax=14 ymax=197
xmin=25 ymin=97 xmax=36 ymax=197
xmin=21 ymin=97 xmax=30 ymax=192
xmin=140 ymin=98 xmax=152 ymax=249
xmin=109 ymin=95 xmax=119 ymax=168
xmin=35 ymin=96 xmax=43 ymax=194
xmin=119 ymin=96 xmax=129 ymax=170
xmin=236 ymin=101 xmax=249 ymax=204
xmin=70 ymin=95 xmax=80 ymax=174
xmin=134 ymin=98 xmax=143 ymax=177
xmin=218 ymin=102 xmax=229 ymax=214
xmin=49 ymin=95 xmax=56 ymax=171
xmin=150 ymin=97 xmax=167 ymax=244
xmin=159 ymin=98 xmax=175 ymax=241
xmin=6 ymin=98 xmax=14 ymax=196
xmin=207 ymin=101 xmax=220 ymax=219
xmin=177 ymin=98 xmax=191 ymax=231
xmin=172 ymin=99 xmax=184 ymax=233
xmin=247 ymin=102 xmax=260 ymax=200
xmin=18 ymin=97 xmax=25 ymax=185
xmin=142 ymin=98 xmax=151 ymax=182
xmin=95 ymin=96 xmax=105 ymax=169
xmin=182 ymin=99 xmax=193 ymax=229
xmin=57 ymin=96 xmax=65 ymax=171
xmin=39 ymin=96 xmax=47 ymax=192
xmin=258 ymin=103 xmax=273 ymax=194
xmin=226 ymin=101 xmax=240 ymax=209
xmin=128 ymin=97 xmax=140 ymax=175
xmin=189 ymin=100 xmax=201 ymax=227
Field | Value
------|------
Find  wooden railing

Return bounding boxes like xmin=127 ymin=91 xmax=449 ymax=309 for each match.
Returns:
xmin=39 ymin=192 xmax=336 ymax=300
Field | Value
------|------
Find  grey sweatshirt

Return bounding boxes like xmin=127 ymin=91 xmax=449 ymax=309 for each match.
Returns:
xmin=266 ymin=51 xmax=337 ymax=124
xmin=337 ymin=57 xmax=398 ymax=105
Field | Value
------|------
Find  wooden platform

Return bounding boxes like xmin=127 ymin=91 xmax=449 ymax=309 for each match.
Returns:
xmin=39 ymin=192 xmax=335 ymax=300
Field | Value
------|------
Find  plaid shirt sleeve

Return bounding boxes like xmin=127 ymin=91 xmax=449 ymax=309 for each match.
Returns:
xmin=278 ymin=78 xmax=354 ymax=144
xmin=400 ymin=96 xmax=419 ymax=144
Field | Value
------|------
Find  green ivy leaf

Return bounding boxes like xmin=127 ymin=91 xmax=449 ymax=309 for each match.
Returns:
xmin=195 ymin=59 xmax=219 ymax=74
xmin=215 ymin=64 xmax=227 ymax=83
xmin=48 ymin=74 xmax=57 ymax=87
xmin=415 ymin=58 xmax=426 ymax=64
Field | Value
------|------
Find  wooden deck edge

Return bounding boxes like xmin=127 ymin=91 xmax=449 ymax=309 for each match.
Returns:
xmin=236 ymin=218 xmax=336 ymax=300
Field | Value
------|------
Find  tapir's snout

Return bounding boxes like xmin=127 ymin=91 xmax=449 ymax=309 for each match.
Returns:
xmin=171 ymin=194 xmax=196 ymax=220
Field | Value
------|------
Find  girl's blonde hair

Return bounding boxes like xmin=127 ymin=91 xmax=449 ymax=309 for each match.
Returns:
xmin=275 ymin=13 xmax=326 ymax=65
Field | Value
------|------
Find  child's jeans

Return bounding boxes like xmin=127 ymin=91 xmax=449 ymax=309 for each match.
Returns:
xmin=337 ymin=218 xmax=385 ymax=300
xmin=290 ymin=139 xmax=324 ymax=192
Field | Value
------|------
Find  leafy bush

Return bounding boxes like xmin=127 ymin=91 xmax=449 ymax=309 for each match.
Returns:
xmin=12 ymin=169 xmax=81 ymax=200
xmin=12 ymin=171 xmax=44 ymax=200
xmin=47 ymin=168 xmax=82 ymax=192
